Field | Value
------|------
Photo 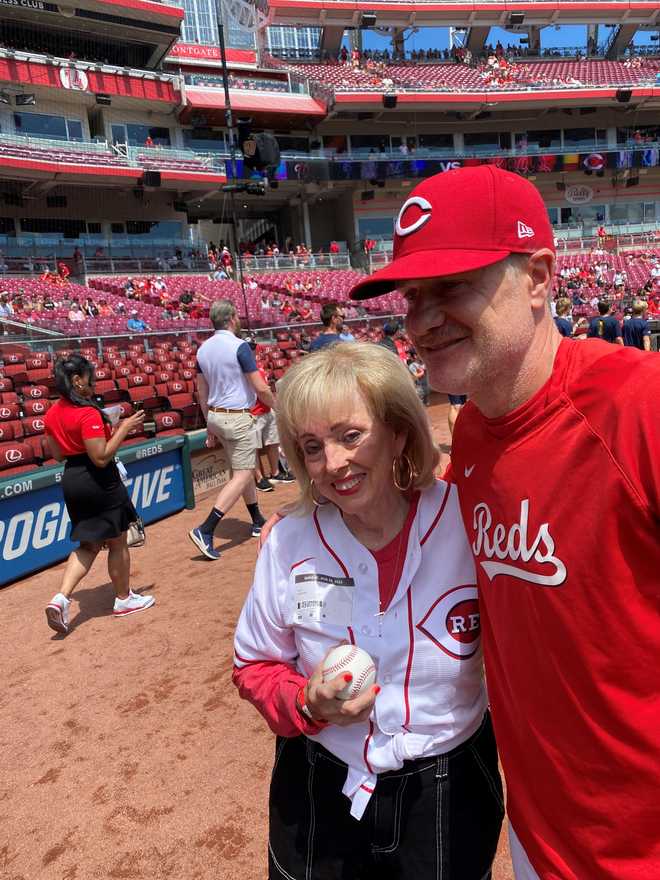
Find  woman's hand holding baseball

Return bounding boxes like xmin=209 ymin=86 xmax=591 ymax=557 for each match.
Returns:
xmin=304 ymin=659 xmax=379 ymax=728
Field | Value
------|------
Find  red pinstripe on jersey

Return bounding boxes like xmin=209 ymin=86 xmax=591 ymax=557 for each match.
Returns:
xmin=313 ymin=508 xmax=349 ymax=577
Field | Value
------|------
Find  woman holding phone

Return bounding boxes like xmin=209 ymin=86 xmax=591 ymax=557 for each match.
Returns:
xmin=43 ymin=355 xmax=155 ymax=635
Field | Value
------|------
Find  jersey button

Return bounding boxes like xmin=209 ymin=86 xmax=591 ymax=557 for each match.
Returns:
xmin=358 ymin=563 xmax=368 ymax=574
xmin=361 ymin=625 xmax=371 ymax=636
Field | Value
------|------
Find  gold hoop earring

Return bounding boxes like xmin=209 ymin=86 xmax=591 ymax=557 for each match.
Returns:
xmin=310 ymin=479 xmax=329 ymax=506
xmin=392 ymin=454 xmax=415 ymax=493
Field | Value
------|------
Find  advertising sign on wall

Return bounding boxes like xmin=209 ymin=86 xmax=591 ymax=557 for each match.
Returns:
xmin=0 ymin=441 xmax=187 ymax=586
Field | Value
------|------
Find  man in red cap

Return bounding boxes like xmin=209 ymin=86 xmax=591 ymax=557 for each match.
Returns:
xmin=350 ymin=165 xmax=660 ymax=880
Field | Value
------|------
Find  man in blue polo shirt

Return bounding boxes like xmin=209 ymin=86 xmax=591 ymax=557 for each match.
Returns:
xmin=189 ymin=299 xmax=276 ymax=559
xmin=622 ymin=299 xmax=652 ymax=351
xmin=587 ymin=301 xmax=623 ymax=345
xmin=309 ymin=302 xmax=345 ymax=351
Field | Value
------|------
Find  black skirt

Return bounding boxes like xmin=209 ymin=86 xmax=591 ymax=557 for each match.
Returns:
xmin=62 ymin=454 xmax=134 ymax=543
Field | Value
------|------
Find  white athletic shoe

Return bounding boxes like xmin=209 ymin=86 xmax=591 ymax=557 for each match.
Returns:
xmin=113 ymin=590 xmax=155 ymax=618
xmin=45 ymin=593 xmax=71 ymax=635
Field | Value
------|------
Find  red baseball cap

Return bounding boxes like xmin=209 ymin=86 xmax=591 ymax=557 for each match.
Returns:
xmin=350 ymin=165 xmax=555 ymax=300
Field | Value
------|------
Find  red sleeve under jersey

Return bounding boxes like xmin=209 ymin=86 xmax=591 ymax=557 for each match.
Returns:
xmin=232 ymin=661 xmax=325 ymax=738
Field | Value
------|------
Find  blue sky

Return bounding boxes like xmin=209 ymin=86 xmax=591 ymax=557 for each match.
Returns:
xmin=358 ymin=24 xmax=657 ymax=53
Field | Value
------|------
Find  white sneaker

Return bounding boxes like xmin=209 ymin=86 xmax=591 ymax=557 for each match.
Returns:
xmin=45 ymin=593 xmax=71 ymax=634
xmin=113 ymin=590 xmax=155 ymax=618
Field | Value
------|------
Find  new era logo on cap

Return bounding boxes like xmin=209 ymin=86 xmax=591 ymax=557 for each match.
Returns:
xmin=517 ymin=220 xmax=535 ymax=239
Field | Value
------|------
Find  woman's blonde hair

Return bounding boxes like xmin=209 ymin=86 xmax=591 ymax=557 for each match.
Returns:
xmin=276 ymin=342 xmax=439 ymax=512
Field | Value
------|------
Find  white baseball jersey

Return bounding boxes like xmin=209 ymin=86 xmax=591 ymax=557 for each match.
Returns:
xmin=234 ymin=480 xmax=487 ymax=818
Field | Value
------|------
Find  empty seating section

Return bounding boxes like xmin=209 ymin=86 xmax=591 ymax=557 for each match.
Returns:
xmin=0 ymin=138 xmax=224 ymax=176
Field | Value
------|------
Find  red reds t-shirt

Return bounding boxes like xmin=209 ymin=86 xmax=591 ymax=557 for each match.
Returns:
xmin=450 ymin=338 xmax=660 ymax=879
xmin=250 ymin=368 xmax=270 ymax=417
xmin=44 ymin=398 xmax=110 ymax=456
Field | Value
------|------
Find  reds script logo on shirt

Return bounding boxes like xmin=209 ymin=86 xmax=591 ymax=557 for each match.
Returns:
xmin=472 ymin=499 xmax=567 ymax=587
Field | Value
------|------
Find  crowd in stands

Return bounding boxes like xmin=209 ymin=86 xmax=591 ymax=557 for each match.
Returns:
xmin=276 ymin=45 xmax=660 ymax=95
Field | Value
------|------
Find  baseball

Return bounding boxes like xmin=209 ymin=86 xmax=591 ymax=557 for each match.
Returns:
xmin=322 ymin=645 xmax=377 ymax=701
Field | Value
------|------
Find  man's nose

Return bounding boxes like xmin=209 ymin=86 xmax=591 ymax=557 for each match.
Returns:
xmin=405 ymin=293 xmax=446 ymax=339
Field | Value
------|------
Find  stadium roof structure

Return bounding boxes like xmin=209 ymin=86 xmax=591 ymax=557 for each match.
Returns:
xmin=267 ymin=1 xmax=660 ymax=32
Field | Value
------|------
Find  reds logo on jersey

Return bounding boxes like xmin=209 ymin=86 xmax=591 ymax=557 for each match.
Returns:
xmin=471 ymin=499 xmax=567 ymax=587
xmin=417 ymin=585 xmax=480 ymax=660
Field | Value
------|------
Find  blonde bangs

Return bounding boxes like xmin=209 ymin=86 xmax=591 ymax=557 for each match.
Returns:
xmin=276 ymin=343 xmax=440 ymax=513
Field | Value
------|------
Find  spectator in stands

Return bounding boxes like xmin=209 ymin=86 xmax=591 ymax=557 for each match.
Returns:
xmin=587 ymin=301 xmax=623 ymax=345
xmin=189 ymin=300 xmax=276 ymax=559
xmin=127 ymin=310 xmax=149 ymax=332
xmin=622 ymin=299 xmax=651 ymax=351
xmin=124 ymin=278 xmax=135 ymax=295
xmin=309 ymin=302 xmax=345 ymax=351
xmin=144 ymin=135 xmax=155 ymax=147
xmin=68 ymin=303 xmax=84 ymax=323
xmin=43 ymin=355 xmax=154 ymax=635
xmin=553 ymin=297 xmax=573 ymax=338
xmin=98 ymin=300 xmax=113 ymax=317
xmin=378 ymin=320 xmax=400 ymax=355
xmin=0 ymin=251 xmax=8 ymax=273
xmin=43 ymin=295 xmax=56 ymax=312
xmin=82 ymin=297 xmax=99 ymax=318
xmin=58 ymin=261 xmax=70 ymax=282
xmin=259 ymin=293 xmax=271 ymax=310
xmin=0 ymin=294 xmax=14 ymax=318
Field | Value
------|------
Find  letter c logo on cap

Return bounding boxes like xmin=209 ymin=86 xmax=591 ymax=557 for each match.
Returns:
xmin=395 ymin=196 xmax=432 ymax=238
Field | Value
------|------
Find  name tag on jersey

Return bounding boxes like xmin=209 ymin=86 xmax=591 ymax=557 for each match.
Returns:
xmin=294 ymin=573 xmax=355 ymax=625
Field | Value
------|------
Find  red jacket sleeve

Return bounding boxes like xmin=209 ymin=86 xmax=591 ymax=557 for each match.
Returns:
xmin=232 ymin=660 xmax=326 ymax=738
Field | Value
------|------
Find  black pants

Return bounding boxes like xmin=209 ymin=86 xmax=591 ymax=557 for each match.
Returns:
xmin=269 ymin=712 xmax=504 ymax=880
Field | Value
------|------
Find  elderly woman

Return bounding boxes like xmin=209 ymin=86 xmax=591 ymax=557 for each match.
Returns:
xmin=233 ymin=343 xmax=503 ymax=879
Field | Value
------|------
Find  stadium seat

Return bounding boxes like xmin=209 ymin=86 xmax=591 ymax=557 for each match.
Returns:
xmin=0 ymin=378 xmax=13 ymax=393
xmin=0 ymin=441 xmax=35 ymax=472
xmin=0 ymin=421 xmax=23 ymax=442
xmin=23 ymin=385 xmax=49 ymax=400
xmin=155 ymin=411 xmax=184 ymax=435
xmin=127 ymin=385 xmax=155 ymax=404
xmin=21 ymin=416 xmax=46 ymax=437
xmin=0 ymin=402 xmax=21 ymax=421
xmin=22 ymin=399 xmax=51 ymax=417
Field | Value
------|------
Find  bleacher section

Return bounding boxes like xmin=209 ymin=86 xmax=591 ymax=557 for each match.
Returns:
xmin=273 ymin=57 xmax=660 ymax=94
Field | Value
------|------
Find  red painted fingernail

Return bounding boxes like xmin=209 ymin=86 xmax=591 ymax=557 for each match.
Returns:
xmin=343 ymin=673 xmax=353 ymax=682
xmin=374 ymin=686 xmax=381 ymax=695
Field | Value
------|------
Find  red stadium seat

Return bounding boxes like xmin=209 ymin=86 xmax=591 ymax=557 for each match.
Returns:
xmin=0 ymin=421 xmax=22 ymax=441
xmin=2 ymin=353 xmax=25 ymax=365
xmin=94 ymin=379 xmax=117 ymax=397
xmin=2 ymin=364 xmax=28 ymax=378
xmin=127 ymin=373 xmax=151 ymax=388
xmin=0 ymin=441 xmax=34 ymax=471
xmin=167 ymin=381 xmax=186 ymax=395
xmin=0 ymin=378 xmax=13 ymax=392
xmin=0 ymin=402 xmax=21 ymax=421
xmin=0 ymin=392 xmax=19 ymax=405
xmin=22 ymin=399 xmax=51 ymax=417
xmin=22 ymin=416 xmax=46 ymax=436
xmin=23 ymin=385 xmax=49 ymax=400
xmin=155 ymin=411 xmax=184 ymax=435
xmin=127 ymin=385 xmax=153 ymax=404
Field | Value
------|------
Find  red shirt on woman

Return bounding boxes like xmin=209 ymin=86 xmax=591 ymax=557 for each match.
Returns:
xmin=44 ymin=398 xmax=110 ymax=457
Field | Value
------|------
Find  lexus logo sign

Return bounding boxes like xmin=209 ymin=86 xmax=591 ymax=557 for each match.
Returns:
xmin=6 ymin=449 xmax=22 ymax=463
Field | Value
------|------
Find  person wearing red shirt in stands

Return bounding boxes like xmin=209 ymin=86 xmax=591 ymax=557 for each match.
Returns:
xmin=57 ymin=261 xmax=70 ymax=282
xmin=350 ymin=166 xmax=660 ymax=880
xmin=43 ymin=355 xmax=154 ymax=636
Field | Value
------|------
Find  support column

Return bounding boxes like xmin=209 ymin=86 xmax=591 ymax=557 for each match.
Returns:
xmin=302 ymin=200 xmax=312 ymax=249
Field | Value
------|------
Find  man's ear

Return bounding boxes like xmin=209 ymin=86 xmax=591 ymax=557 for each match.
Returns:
xmin=527 ymin=249 xmax=555 ymax=310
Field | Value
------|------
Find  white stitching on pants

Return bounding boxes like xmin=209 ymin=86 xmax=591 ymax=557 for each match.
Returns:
xmin=305 ymin=753 xmax=317 ymax=880
xmin=371 ymin=775 xmax=408 ymax=853
xmin=470 ymin=746 xmax=504 ymax=812
xmin=272 ymin=737 xmax=288 ymax=775
xmin=435 ymin=754 xmax=448 ymax=880
xmin=269 ymin=841 xmax=300 ymax=880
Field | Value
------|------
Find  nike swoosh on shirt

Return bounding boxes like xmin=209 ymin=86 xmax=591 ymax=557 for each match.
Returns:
xmin=464 ymin=465 xmax=476 ymax=478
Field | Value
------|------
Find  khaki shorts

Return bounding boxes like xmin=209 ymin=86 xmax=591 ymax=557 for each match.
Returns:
xmin=207 ymin=410 xmax=257 ymax=471
xmin=255 ymin=411 xmax=279 ymax=449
